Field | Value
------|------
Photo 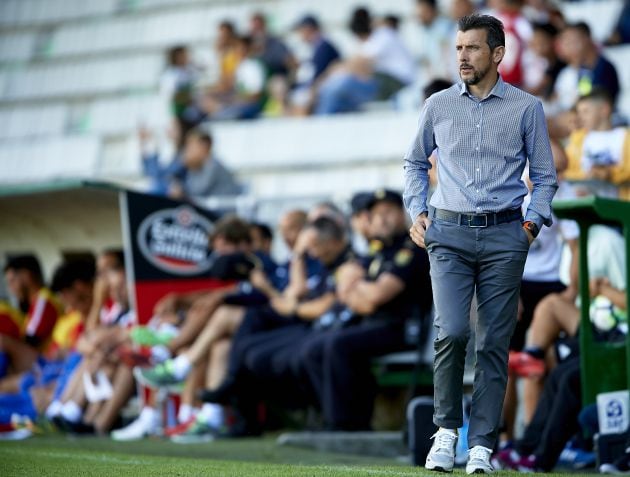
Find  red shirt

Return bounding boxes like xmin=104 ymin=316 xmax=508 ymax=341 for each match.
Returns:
xmin=24 ymin=288 xmax=62 ymax=349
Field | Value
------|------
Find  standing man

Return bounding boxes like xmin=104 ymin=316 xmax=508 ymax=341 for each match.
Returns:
xmin=403 ymin=14 xmax=557 ymax=474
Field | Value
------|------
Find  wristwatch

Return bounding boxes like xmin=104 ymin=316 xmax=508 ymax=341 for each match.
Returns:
xmin=522 ymin=221 xmax=539 ymax=238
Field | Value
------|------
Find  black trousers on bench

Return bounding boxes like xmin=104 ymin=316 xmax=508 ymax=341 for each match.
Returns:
xmin=298 ymin=319 xmax=407 ymax=431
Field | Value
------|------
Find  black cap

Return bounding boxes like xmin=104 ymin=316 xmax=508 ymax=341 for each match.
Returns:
xmin=365 ymin=189 xmax=404 ymax=210
xmin=294 ymin=14 xmax=319 ymax=30
xmin=350 ymin=192 xmax=372 ymax=215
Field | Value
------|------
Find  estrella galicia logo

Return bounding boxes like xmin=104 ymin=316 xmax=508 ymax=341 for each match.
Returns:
xmin=137 ymin=206 xmax=215 ymax=276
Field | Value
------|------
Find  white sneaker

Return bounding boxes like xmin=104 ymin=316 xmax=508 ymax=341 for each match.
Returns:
xmin=425 ymin=428 xmax=458 ymax=472
xmin=111 ymin=408 xmax=158 ymax=441
xmin=466 ymin=445 xmax=494 ymax=474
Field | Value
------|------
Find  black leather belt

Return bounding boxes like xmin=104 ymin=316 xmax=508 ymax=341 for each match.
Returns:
xmin=433 ymin=207 xmax=522 ymax=228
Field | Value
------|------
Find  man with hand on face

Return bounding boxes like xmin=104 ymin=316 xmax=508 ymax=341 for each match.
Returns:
xmin=404 ymin=14 xmax=557 ymax=474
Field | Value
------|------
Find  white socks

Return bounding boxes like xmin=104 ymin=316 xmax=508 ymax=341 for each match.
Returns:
xmin=45 ymin=400 xmax=63 ymax=420
xmin=177 ymin=404 xmax=196 ymax=424
xmin=171 ymin=355 xmax=192 ymax=380
xmin=151 ymin=345 xmax=171 ymax=364
xmin=198 ymin=403 xmax=223 ymax=429
xmin=83 ymin=371 xmax=114 ymax=403
xmin=60 ymin=400 xmax=83 ymax=423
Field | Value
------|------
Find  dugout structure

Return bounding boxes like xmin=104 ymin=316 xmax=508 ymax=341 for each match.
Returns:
xmin=553 ymin=196 xmax=630 ymax=405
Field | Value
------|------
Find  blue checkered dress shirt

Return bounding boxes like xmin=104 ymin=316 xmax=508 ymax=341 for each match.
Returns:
xmin=403 ymin=76 xmax=558 ymax=229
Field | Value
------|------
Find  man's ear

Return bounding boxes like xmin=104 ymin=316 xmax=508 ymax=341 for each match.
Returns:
xmin=493 ymin=45 xmax=505 ymax=65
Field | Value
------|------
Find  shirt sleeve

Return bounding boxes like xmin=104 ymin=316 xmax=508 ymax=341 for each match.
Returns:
xmin=25 ymin=294 xmax=59 ymax=346
xmin=523 ymin=100 xmax=558 ymax=229
xmin=403 ymin=99 xmax=436 ymax=221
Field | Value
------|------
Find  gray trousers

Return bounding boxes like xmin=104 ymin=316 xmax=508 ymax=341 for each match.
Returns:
xmin=425 ymin=216 xmax=529 ymax=449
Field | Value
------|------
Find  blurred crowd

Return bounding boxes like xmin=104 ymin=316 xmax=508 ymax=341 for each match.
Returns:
xmin=139 ymin=0 xmax=630 ymax=202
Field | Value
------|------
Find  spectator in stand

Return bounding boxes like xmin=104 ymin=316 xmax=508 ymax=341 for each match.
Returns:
xmin=521 ymin=0 xmax=565 ymax=30
xmin=412 ymin=0 xmax=455 ymax=81
xmin=490 ymin=0 xmax=533 ymax=88
xmin=249 ymin=222 xmax=273 ymax=256
xmin=0 ymin=255 xmax=62 ymax=393
xmin=289 ymin=14 xmax=341 ymax=116
xmin=168 ymin=128 xmax=241 ymax=200
xmin=554 ymin=22 xmax=620 ymax=113
xmin=509 ymin=225 xmax=626 ymax=423
xmin=213 ymin=21 xmax=241 ymax=94
xmin=314 ymin=8 xmax=415 ymax=114
xmin=564 ymin=89 xmax=630 ymax=199
xmin=522 ymin=23 xmax=565 ymax=101
xmin=249 ymin=12 xmax=296 ymax=79
xmin=445 ymin=0 xmax=476 ymax=81
xmin=139 ymin=124 xmax=186 ymax=197
xmin=605 ymin=0 xmax=630 ymax=46
xmin=349 ymin=192 xmax=373 ymax=256
xmin=203 ymin=35 xmax=267 ymax=121
xmin=160 ymin=46 xmax=204 ymax=149
xmin=501 ymin=141 xmax=579 ymax=444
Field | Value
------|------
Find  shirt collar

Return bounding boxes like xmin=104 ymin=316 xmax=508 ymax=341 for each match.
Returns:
xmin=459 ymin=75 xmax=506 ymax=100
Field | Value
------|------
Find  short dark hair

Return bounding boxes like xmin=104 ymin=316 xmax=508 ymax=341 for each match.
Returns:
xmin=532 ymin=22 xmax=558 ymax=38
xmin=167 ymin=45 xmax=187 ymax=66
xmin=4 ymin=254 xmax=43 ymax=284
xmin=250 ymin=222 xmax=273 ymax=242
xmin=308 ymin=217 xmax=346 ymax=242
xmin=577 ymin=87 xmax=614 ymax=108
xmin=102 ymin=248 xmax=125 ymax=270
xmin=458 ymin=14 xmax=505 ymax=51
xmin=424 ymin=79 xmax=453 ymax=98
xmin=384 ymin=15 xmax=400 ymax=30
xmin=219 ymin=20 xmax=236 ymax=35
xmin=349 ymin=7 xmax=372 ymax=37
xmin=213 ymin=215 xmax=252 ymax=245
xmin=51 ymin=259 xmax=96 ymax=293
xmin=565 ymin=21 xmax=591 ymax=38
xmin=417 ymin=0 xmax=437 ymax=8
xmin=186 ymin=127 xmax=213 ymax=149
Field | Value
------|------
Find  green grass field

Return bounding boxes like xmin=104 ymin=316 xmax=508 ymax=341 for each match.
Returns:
xmin=0 ymin=434 xmax=602 ymax=476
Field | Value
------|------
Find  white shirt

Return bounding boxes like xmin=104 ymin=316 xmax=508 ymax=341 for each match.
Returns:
xmin=360 ymin=26 xmax=415 ymax=85
xmin=523 ymin=181 xmax=579 ymax=282
xmin=235 ymin=58 xmax=265 ymax=95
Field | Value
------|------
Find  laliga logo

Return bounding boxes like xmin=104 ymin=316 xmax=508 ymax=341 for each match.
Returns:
xmin=137 ymin=206 xmax=215 ymax=275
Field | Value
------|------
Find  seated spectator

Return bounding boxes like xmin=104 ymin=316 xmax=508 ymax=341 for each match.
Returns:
xmin=213 ymin=21 xmax=241 ymax=94
xmin=288 ymin=14 xmax=341 ymax=116
xmin=0 ymin=259 xmax=92 ymax=437
xmin=412 ymin=0 xmax=455 ymax=81
xmin=565 ymin=89 xmax=630 ymax=199
xmin=159 ymin=45 xmax=204 ymax=148
xmin=249 ymin=12 xmax=296 ymax=79
xmin=0 ymin=255 xmax=62 ymax=393
xmin=168 ymin=128 xmax=241 ymax=200
xmin=139 ymin=124 xmax=186 ymax=197
xmin=490 ymin=0 xmax=533 ymax=88
xmin=314 ymin=8 xmax=415 ymax=115
xmin=554 ymin=22 xmax=620 ymax=113
xmin=299 ymin=190 xmax=432 ymax=431
xmin=51 ymin=251 xmax=135 ymax=435
xmin=522 ymin=22 xmax=565 ymax=101
xmin=203 ymin=35 xmax=267 ymax=121
xmin=501 ymin=142 xmax=579 ymax=444
xmin=132 ymin=211 xmax=311 ymax=441
xmin=510 ymin=225 xmax=626 ymax=420
xmin=605 ymin=0 xmax=630 ymax=46
xmin=495 ymin=355 xmax=584 ymax=472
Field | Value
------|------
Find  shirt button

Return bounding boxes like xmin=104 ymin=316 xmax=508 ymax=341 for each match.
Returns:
xmin=476 ymin=124 xmax=480 ymax=127
xmin=475 ymin=147 xmax=479 ymax=151
xmin=476 ymin=168 xmax=480 ymax=172
xmin=476 ymin=189 xmax=480 ymax=193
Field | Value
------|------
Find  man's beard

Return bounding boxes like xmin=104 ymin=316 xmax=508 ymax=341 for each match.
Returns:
xmin=460 ymin=64 xmax=489 ymax=85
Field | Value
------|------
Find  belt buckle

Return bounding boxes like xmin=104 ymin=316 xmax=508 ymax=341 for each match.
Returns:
xmin=468 ymin=214 xmax=488 ymax=228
